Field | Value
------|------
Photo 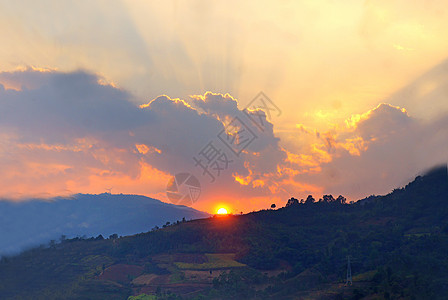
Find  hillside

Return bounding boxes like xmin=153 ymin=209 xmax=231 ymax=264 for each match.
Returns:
xmin=0 ymin=193 xmax=209 ymax=256
xmin=0 ymin=166 xmax=447 ymax=299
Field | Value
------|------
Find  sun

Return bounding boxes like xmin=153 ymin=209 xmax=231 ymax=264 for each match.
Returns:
xmin=217 ymin=207 xmax=228 ymax=215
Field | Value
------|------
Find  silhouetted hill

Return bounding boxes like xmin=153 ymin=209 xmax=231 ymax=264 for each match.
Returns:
xmin=0 ymin=166 xmax=446 ymax=299
xmin=0 ymin=193 xmax=209 ymax=256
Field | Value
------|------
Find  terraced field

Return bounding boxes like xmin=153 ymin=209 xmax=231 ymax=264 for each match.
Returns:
xmin=174 ymin=253 xmax=246 ymax=270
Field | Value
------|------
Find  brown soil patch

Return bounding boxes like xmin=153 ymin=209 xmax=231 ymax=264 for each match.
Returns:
xmin=132 ymin=274 xmax=159 ymax=285
xmin=99 ymin=264 xmax=144 ymax=283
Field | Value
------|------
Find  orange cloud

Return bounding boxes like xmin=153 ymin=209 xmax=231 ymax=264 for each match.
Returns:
xmin=1 ymin=68 xmax=445 ymax=214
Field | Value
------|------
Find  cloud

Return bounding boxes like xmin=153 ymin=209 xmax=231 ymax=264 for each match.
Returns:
xmin=0 ymin=68 xmax=446 ymax=212
xmin=346 ymin=103 xmax=413 ymax=142
xmin=0 ymin=69 xmax=176 ymax=200
xmin=293 ymin=102 xmax=448 ymax=200
xmin=190 ymin=92 xmax=240 ymax=121
xmin=0 ymin=68 xmax=300 ymax=212
xmin=388 ymin=58 xmax=448 ymax=120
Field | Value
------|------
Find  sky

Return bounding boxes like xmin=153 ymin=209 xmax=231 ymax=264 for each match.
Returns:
xmin=0 ymin=0 xmax=447 ymax=213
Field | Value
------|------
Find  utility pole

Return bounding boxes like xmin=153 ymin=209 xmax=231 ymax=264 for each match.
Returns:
xmin=346 ymin=255 xmax=352 ymax=286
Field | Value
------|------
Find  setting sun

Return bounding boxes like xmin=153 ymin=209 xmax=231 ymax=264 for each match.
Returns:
xmin=217 ymin=208 xmax=228 ymax=215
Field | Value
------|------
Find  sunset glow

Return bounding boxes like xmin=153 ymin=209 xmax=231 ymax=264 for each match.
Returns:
xmin=216 ymin=208 xmax=228 ymax=215
xmin=0 ymin=2 xmax=447 ymax=298
xmin=0 ymin=1 xmax=446 ymax=214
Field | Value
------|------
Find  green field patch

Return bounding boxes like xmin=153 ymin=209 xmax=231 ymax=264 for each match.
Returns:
xmin=174 ymin=253 xmax=245 ymax=270
xmin=80 ymin=255 xmax=114 ymax=267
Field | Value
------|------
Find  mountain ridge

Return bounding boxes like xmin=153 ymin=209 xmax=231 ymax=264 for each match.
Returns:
xmin=0 ymin=193 xmax=209 ymax=256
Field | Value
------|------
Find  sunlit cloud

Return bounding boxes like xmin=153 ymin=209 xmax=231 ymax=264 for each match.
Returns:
xmin=0 ymin=69 xmax=303 ymax=212
xmin=292 ymin=102 xmax=448 ymax=200
xmin=2 ymin=0 xmax=448 ymax=216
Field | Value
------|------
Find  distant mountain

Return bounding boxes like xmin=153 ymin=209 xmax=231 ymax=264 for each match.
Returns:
xmin=0 ymin=193 xmax=209 ymax=256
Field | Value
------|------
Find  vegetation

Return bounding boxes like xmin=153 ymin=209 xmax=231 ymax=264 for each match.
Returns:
xmin=174 ymin=254 xmax=245 ymax=270
xmin=0 ymin=166 xmax=446 ymax=299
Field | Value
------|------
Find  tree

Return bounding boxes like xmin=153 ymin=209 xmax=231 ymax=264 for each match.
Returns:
xmin=271 ymin=204 xmax=276 ymax=209
xmin=336 ymin=195 xmax=347 ymax=204
xmin=286 ymin=197 xmax=299 ymax=207
xmin=322 ymin=195 xmax=336 ymax=203
xmin=305 ymin=195 xmax=315 ymax=204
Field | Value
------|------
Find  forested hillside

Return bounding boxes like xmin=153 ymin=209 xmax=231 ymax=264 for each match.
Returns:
xmin=0 ymin=166 xmax=447 ymax=299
